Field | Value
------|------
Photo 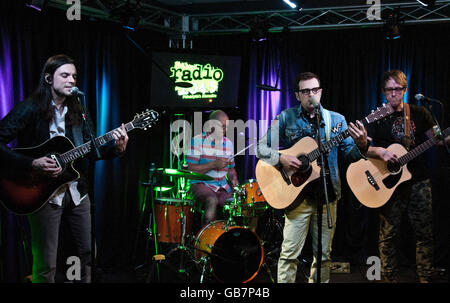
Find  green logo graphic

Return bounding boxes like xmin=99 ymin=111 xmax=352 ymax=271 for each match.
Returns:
xmin=170 ymin=61 xmax=224 ymax=100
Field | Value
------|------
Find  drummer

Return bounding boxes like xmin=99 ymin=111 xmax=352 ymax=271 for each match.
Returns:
xmin=186 ymin=110 xmax=239 ymax=226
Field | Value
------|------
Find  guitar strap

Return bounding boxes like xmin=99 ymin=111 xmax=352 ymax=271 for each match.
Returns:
xmin=402 ymin=102 xmax=411 ymax=150
xmin=322 ymin=108 xmax=331 ymax=141
xmin=72 ymin=122 xmax=83 ymax=147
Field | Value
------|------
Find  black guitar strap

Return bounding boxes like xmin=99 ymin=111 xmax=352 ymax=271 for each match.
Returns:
xmin=72 ymin=122 xmax=83 ymax=147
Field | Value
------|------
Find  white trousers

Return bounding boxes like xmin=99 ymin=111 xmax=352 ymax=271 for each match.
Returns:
xmin=277 ymin=198 xmax=337 ymax=283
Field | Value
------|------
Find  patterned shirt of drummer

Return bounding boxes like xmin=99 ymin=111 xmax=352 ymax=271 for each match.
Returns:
xmin=186 ymin=132 xmax=235 ymax=192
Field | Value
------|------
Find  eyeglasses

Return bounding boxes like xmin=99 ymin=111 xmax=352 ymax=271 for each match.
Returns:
xmin=384 ymin=87 xmax=405 ymax=93
xmin=298 ymin=87 xmax=321 ymax=95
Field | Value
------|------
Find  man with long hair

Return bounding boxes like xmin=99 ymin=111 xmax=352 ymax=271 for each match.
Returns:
xmin=0 ymin=54 xmax=128 ymax=282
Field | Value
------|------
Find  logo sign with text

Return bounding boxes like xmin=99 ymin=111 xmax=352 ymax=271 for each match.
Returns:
xmin=170 ymin=61 xmax=224 ymax=100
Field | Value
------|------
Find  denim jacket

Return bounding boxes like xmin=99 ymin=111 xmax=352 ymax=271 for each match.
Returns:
xmin=256 ymin=104 xmax=365 ymax=201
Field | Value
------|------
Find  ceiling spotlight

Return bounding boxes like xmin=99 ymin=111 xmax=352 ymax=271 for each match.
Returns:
xmin=25 ymin=0 xmax=48 ymax=11
xmin=283 ymin=0 xmax=297 ymax=9
xmin=123 ymin=15 xmax=140 ymax=31
xmin=385 ymin=10 xmax=402 ymax=40
xmin=250 ymin=19 xmax=269 ymax=42
xmin=120 ymin=0 xmax=142 ymax=31
xmin=416 ymin=0 xmax=436 ymax=6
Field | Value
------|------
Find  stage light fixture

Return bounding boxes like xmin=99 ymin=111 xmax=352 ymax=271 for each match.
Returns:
xmin=123 ymin=15 xmax=140 ymax=31
xmin=283 ymin=0 xmax=297 ymax=9
xmin=385 ymin=10 xmax=402 ymax=40
xmin=416 ymin=0 xmax=436 ymax=6
xmin=120 ymin=0 xmax=142 ymax=31
xmin=250 ymin=19 xmax=270 ymax=42
xmin=25 ymin=0 xmax=47 ymax=11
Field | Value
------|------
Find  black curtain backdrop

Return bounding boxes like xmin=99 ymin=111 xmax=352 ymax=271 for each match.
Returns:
xmin=1 ymin=2 xmax=449 ymax=282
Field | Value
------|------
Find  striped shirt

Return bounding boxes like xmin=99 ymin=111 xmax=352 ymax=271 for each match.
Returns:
xmin=186 ymin=132 xmax=235 ymax=192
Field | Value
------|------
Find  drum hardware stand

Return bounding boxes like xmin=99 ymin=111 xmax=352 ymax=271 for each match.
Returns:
xmin=199 ymin=256 xmax=209 ymax=283
xmin=259 ymin=241 xmax=275 ymax=283
xmin=188 ymin=246 xmax=238 ymax=283
xmin=165 ymin=208 xmax=193 ymax=281
xmin=164 ymin=174 xmax=196 ymax=281
xmin=136 ymin=163 xmax=162 ymax=283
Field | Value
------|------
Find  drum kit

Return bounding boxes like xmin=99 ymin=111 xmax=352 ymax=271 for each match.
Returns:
xmin=138 ymin=165 xmax=282 ymax=283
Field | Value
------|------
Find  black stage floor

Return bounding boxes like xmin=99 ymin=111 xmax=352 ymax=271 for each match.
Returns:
xmin=95 ymin=261 xmax=449 ymax=284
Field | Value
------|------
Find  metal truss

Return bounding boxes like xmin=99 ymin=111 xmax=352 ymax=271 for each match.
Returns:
xmin=48 ymin=0 xmax=450 ymax=35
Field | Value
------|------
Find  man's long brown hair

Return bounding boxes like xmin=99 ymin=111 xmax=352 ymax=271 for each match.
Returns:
xmin=32 ymin=54 xmax=83 ymax=126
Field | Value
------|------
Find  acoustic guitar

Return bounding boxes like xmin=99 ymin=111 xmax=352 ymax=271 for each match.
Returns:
xmin=0 ymin=109 xmax=160 ymax=215
xmin=346 ymin=126 xmax=449 ymax=208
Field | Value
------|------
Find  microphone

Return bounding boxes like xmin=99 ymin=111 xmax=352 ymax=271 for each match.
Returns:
xmin=70 ymin=86 xmax=85 ymax=96
xmin=309 ymin=96 xmax=320 ymax=108
xmin=415 ymin=93 xmax=442 ymax=105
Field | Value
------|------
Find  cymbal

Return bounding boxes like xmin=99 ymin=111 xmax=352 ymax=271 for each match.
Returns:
xmin=156 ymin=168 xmax=214 ymax=181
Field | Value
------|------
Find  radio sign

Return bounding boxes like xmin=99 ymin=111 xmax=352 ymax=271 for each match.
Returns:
xmin=170 ymin=61 xmax=224 ymax=100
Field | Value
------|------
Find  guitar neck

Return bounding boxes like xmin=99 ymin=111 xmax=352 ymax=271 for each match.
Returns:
xmin=60 ymin=122 xmax=134 ymax=164
xmin=307 ymin=119 xmax=365 ymax=162
xmin=398 ymin=127 xmax=449 ymax=166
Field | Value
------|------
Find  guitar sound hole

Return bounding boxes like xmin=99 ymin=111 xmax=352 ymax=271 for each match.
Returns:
xmin=386 ymin=161 xmax=401 ymax=174
xmin=297 ymin=155 xmax=310 ymax=173
xmin=291 ymin=166 xmax=312 ymax=187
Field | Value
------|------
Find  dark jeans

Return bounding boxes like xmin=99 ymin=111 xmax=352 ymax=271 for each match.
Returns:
xmin=27 ymin=191 xmax=92 ymax=283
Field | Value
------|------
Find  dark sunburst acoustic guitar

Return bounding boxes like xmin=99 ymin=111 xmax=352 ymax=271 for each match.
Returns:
xmin=0 ymin=109 xmax=159 ymax=215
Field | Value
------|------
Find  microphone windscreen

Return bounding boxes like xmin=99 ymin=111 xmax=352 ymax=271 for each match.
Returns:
xmin=415 ymin=94 xmax=424 ymax=101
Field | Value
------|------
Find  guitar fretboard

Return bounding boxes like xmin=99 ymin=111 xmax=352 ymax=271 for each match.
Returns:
xmin=399 ymin=128 xmax=449 ymax=166
xmin=306 ymin=119 xmax=369 ymax=162
xmin=60 ymin=122 xmax=134 ymax=164
xmin=300 ymin=105 xmax=392 ymax=162
xmin=307 ymin=131 xmax=351 ymax=162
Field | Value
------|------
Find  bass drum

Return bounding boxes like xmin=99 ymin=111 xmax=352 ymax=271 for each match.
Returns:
xmin=194 ymin=220 xmax=264 ymax=283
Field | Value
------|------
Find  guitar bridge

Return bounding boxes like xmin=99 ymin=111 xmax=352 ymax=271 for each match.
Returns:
xmin=365 ymin=170 xmax=379 ymax=190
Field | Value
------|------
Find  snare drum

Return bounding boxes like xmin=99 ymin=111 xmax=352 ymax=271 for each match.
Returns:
xmin=154 ymin=198 xmax=193 ymax=243
xmin=240 ymin=179 xmax=268 ymax=216
xmin=194 ymin=220 xmax=264 ymax=283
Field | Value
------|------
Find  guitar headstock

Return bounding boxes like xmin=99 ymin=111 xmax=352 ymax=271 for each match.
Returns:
xmin=365 ymin=103 xmax=394 ymax=124
xmin=132 ymin=109 xmax=160 ymax=130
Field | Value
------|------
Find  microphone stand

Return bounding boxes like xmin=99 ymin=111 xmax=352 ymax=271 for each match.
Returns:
xmin=423 ymin=101 xmax=450 ymax=155
xmin=75 ymin=94 xmax=101 ymax=283
xmin=313 ymin=106 xmax=332 ymax=283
